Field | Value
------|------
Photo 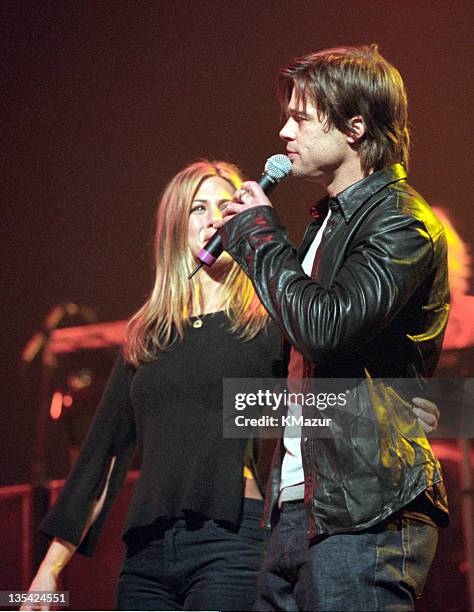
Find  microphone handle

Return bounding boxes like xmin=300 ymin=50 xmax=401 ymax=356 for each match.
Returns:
xmin=258 ymin=172 xmax=279 ymax=194
xmin=197 ymin=233 xmax=223 ymax=266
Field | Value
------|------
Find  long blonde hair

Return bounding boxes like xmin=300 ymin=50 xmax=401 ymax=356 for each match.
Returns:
xmin=123 ymin=160 xmax=269 ymax=366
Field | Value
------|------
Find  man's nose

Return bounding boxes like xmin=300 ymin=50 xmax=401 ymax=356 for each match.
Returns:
xmin=279 ymin=118 xmax=294 ymax=141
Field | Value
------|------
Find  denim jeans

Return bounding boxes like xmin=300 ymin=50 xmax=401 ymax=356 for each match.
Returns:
xmin=255 ymin=500 xmax=438 ymax=612
xmin=117 ymin=498 xmax=265 ymax=611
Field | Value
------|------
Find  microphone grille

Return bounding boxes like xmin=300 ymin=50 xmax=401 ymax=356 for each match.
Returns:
xmin=264 ymin=154 xmax=292 ymax=181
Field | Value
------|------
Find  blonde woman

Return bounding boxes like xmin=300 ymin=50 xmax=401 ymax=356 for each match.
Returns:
xmin=23 ymin=161 xmax=278 ymax=611
xmin=23 ymin=160 xmax=440 ymax=611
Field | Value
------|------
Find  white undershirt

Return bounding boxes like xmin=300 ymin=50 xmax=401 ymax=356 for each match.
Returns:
xmin=280 ymin=210 xmax=331 ymax=500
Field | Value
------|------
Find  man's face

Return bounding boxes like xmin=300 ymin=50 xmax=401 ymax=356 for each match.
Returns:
xmin=280 ymin=89 xmax=349 ymax=184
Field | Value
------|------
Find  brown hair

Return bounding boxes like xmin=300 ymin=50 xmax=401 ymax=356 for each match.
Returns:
xmin=123 ymin=160 xmax=269 ymax=366
xmin=279 ymin=44 xmax=410 ymax=173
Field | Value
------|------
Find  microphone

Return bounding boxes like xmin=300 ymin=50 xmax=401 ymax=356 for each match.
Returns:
xmin=188 ymin=154 xmax=292 ymax=279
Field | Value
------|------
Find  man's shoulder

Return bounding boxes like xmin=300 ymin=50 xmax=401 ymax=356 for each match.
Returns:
xmin=358 ymin=178 xmax=445 ymax=244
xmin=386 ymin=180 xmax=445 ymax=242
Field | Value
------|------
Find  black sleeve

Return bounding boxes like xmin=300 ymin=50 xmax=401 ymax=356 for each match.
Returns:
xmin=219 ymin=205 xmax=438 ymax=363
xmin=39 ymin=352 xmax=137 ymax=556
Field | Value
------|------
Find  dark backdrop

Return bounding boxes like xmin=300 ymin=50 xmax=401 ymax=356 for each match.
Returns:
xmin=2 ymin=0 xmax=473 ymax=485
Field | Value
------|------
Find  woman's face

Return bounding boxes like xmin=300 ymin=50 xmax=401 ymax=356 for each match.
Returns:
xmin=188 ymin=176 xmax=235 ymax=265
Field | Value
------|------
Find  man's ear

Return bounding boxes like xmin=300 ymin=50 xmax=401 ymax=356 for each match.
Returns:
xmin=346 ymin=115 xmax=366 ymax=144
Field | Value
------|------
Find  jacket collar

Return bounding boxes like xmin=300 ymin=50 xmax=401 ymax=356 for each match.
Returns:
xmin=325 ymin=163 xmax=407 ymax=222
xmin=301 ymin=164 xmax=407 ymax=259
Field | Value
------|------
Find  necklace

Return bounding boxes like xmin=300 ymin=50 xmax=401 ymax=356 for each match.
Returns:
xmin=191 ymin=308 xmax=224 ymax=329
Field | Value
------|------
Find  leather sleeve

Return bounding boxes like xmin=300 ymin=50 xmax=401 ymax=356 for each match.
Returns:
xmin=219 ymin=203 xmax=438 ymax=364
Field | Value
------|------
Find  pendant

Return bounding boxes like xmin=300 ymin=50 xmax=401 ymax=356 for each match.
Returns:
xmin=192 ymin=318 xmax=203 ymax=329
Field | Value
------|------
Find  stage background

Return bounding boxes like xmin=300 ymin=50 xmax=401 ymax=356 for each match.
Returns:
xmin=3 ymin=1 xmax=472 ymax=484
xmin=1 ymin=2 xmax=473 ymax=609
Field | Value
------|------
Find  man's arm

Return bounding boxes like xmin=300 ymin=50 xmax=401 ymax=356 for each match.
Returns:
xmin=218 ymin=184 xmax=435 ymax=363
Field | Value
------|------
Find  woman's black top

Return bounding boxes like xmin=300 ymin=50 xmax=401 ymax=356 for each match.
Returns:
xmin=40 ymin=313 xmax=280 ymax=555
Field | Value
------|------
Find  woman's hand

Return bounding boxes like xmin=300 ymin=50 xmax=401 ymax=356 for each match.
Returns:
xmin=412 ymin=397 xmax=440 ymax=434
xmin=19 ymin=569 xmax=58 ymax=611
xmin=19 ymin=461 xmax=114 ymax=610
xmin=20 ymin=537 xmax=75 ymax=611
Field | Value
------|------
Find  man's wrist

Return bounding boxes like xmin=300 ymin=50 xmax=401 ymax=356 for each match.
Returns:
xmin=220 ymin=205 xmax=281 ymax=250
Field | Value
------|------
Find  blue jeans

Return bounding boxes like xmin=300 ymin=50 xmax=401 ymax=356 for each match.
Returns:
xmin=255 ymin=500 xmax=438 ymax=612
xmin=117 ymin=498 xmax=265 ymax=611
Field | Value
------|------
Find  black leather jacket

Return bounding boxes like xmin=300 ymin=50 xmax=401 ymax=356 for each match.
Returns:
xmin=220 ymin=164 xmax=449 ymax=536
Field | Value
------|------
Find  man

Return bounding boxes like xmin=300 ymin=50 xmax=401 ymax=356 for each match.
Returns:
xmin=215 ymin=45 xmax=449 ymax=611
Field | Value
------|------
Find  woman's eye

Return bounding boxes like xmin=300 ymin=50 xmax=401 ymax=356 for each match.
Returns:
xmin=219 ymin=202 xmax=230 ymax=211
xmin=190 ymin=205 xmax=206 ymax=214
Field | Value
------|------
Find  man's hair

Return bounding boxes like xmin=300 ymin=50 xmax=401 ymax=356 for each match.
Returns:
xmin=278 ymin=44 xmax=410 ymax=172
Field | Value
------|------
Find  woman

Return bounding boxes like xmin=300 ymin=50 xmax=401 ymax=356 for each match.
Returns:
xmin=23 ymin=160 xmax=439 ymax=611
